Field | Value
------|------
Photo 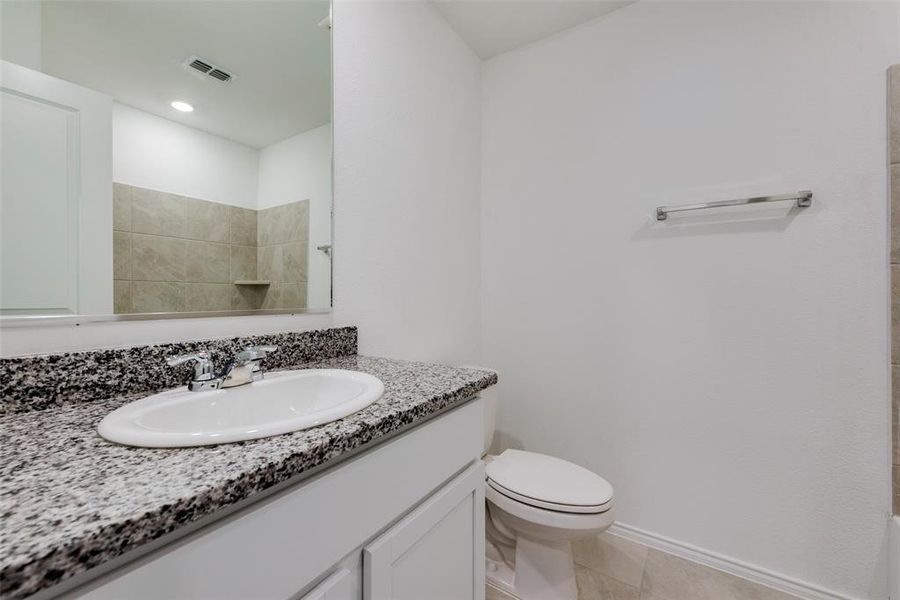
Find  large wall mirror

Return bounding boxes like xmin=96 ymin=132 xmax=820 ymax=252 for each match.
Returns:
xmin=0 ymin=1 xmax=332 ymax=320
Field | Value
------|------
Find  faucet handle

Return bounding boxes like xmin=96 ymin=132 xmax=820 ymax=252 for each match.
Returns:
xmin=166 ymin=351 xmax=215 ymax=381
xmin=166 ymin=351 xmax=210 ymax=367
xmin=240 ymin=345 xmax=278 ymax=361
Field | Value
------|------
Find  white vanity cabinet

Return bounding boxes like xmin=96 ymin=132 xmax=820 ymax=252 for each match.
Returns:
xmin=298 ymin=569 xmax=353 ymax=600
xmin=56 ymin=399 xmax=485 ymax=600
xmin=363 ymin=463 xmax=484 ymax=600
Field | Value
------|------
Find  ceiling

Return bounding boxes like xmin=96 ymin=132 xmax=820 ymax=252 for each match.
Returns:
xmin=40 ymin=1 xmax=331 ymax=149
xmin=433 ymin=0 xmax=634 ymax=60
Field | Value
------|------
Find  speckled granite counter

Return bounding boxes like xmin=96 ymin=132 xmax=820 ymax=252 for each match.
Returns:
xmin=0 ymin=355 xmax=497 ymax=599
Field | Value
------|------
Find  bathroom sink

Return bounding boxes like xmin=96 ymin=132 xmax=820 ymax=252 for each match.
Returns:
xmin=98 ymin=369 xmax=385 ymax=448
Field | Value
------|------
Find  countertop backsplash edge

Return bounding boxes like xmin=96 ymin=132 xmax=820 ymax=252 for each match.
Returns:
xmin=0 ymin=326 xmax=358 ymax=414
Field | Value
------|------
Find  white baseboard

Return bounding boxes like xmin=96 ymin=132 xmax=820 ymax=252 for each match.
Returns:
xmin=608 ymin=522 xmax=861 ymax=600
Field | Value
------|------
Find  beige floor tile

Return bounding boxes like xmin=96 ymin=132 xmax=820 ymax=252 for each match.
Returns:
xmin=485 ymin=565 xmax=639 ymax=600
xmin=572 ymin=532 xmax=648 ymax=588
xmin=640 ymin=550 xmax=799 ymax=600
xmin=576 ymin=565 xmax=640 ymax=600
xmin=486 ymin=584 xmax=517 ymax=600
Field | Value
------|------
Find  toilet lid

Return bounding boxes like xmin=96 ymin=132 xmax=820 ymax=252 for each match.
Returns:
xmin=485 ymin=450 xmax=613 ymax=514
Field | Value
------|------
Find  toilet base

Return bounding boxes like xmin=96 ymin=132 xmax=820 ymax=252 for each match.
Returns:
xmin=484 ymin=536 xmax=578 ymax=600
xmin=483 ymin=453 xmax=614 ymax=600
xmin=485 ymin=555 xmax=517 ymax=596
xmin=513 ymin=536 xmax=577 ymax=600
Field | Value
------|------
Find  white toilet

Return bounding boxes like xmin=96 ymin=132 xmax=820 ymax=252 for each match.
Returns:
xmin=476 ymin=374 xmax=615 ymax=600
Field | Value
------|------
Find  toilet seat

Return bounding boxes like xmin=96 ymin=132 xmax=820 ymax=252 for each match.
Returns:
xmin=486 ymin=449 xmax=613 ymax=514
xmin=487 ymin=479 xmax=612 ymax=514
xmin=486 ymin=483 xmax=615 ymax=535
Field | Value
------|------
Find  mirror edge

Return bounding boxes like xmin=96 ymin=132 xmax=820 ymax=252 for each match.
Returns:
xmin=0 ymin=308 xmax=334 ymax=328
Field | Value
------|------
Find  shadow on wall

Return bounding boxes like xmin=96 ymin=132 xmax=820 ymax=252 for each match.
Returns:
xmin=628 ymin=177 xmax=812 ymax=240
xmin=490 ymin=430 xmax=525 ymax=457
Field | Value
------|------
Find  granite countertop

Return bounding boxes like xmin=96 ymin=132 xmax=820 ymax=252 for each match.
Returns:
xmin=0 ymin=355 xmax=497 ymax=600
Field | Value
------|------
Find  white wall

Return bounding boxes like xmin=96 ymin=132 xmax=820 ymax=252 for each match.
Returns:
xmin=258 ymin=125 xmax=331 ymax=211
xmin=331 ymin=1 xmax=482 ymax=365
xmin=0 ymin=1 xmax=41 ymax=71
xmin=258 ymin=124 xmax=333 ymax=309
xmin=481 ymin=2 xmax=898 ymax=598
xmin=113 ymin=103 xmax=259 ymax=208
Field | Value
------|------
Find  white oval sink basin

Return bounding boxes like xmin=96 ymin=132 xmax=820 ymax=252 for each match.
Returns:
xmin=98 ymin=369 xmax=385 ymax=448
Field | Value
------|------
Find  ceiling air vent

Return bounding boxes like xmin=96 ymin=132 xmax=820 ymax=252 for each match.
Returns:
xmin=188 ymin=58 xmax=213 ymax=74
xmin=183 ymin=56 xmax=235 ymax=83
xmin=207 ymin=68 xmax=232 ymax=82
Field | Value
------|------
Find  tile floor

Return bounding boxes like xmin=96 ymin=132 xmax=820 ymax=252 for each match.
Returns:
xmin=486 ymin=532 xmax=800 ymax=600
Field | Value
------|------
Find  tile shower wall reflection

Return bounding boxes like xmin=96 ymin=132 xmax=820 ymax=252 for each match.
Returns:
xmin=890 ymin=64 xmax=900 ymax=515
xmin=113 ymin=183 xmax=308 ymax=313
xmin=257 ymin=201 xmax=310 ymax=310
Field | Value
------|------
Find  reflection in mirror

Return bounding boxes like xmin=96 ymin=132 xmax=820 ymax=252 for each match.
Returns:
xmin=0 ymin=0 xmax=332 ymax=317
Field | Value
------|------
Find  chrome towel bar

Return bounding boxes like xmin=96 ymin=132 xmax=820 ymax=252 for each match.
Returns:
xmin=656 ymin=190 xmax=813 ymax=221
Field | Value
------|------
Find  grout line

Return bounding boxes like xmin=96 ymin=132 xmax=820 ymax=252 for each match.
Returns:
xmin=130 ymin=231 xmax=234 ymax=246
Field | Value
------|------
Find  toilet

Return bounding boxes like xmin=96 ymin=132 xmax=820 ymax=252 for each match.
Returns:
xmin=474 ymin=371 xmax=615 ymax=600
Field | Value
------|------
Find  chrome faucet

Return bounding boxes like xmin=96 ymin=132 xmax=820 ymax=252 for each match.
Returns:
xmin=166 ymin=345 xmax=278 ymax=392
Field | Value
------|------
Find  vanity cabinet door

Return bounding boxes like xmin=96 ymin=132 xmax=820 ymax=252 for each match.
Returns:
xmin=298 ymin=568 xmax=354 ymax=600
xmin=363 ymin=462 xmax=485 ymax=600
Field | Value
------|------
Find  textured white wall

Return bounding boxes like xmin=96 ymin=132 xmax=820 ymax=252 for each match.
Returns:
xmin=331 ymin=1 xmax=482 ymax=365
xmin=0 ymin=1 xmax=41 ymax=70
xmin=481 ymin=2 xmax=898 ymax=598
xmin=258 ymin=124 xmax=333 ymax=309
xmin=113 ymin=103 xmax=259 ymax=209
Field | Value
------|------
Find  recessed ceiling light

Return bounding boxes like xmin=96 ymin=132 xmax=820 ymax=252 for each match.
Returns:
xmin=170 ymin=100 xmax=194 ymax=113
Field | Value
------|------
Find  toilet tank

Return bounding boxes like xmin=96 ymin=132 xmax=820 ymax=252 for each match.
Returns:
xmin=460 ymin=366 xmax=497 ymax=456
